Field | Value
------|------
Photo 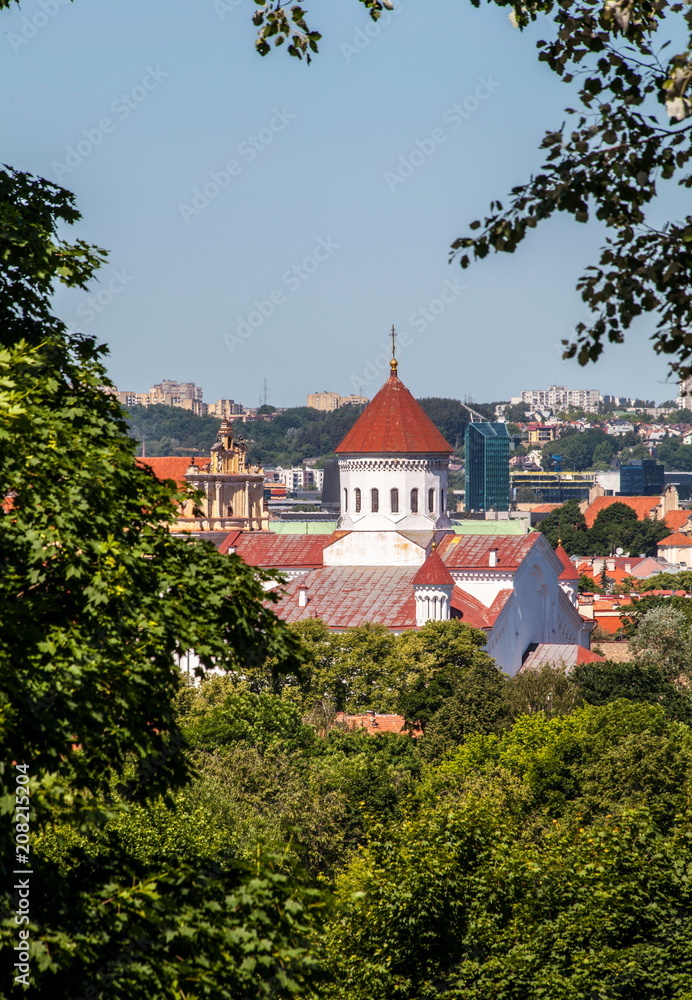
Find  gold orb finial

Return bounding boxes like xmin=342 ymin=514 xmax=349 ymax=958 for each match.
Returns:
xmin=390 ymin=324 xmax=398 ymax=377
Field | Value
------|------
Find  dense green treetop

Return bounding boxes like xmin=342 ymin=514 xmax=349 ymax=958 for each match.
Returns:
xmin=316 ymin=701 xmax=692 ymax=1000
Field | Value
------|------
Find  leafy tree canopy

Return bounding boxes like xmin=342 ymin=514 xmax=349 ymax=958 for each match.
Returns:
xmin=0 ymin=167 xmax=314 ymax=997
xmin=318 ymin=702 xmax=692 ymax=1000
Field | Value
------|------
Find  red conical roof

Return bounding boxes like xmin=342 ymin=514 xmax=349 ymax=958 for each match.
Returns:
xmin=555 ymin=543 xmax=579 ymax=581
xmin=335 ymin=365 xmax=453 ymax=454
xmin=412 ymin=548 xmax=455 ymax=587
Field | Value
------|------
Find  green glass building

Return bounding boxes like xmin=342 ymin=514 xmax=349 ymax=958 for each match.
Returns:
xmin=464 ymin=421 xmax=511 ymax=511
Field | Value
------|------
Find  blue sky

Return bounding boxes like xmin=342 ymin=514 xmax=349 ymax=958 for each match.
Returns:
xmin=1 ymin=0 xmax=681 ymax=407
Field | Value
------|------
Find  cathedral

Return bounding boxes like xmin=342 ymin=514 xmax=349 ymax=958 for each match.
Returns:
xmin=215 ymin=357 xmax=591 ymax=675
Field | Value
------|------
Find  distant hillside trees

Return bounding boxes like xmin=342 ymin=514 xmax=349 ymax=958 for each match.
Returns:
xmin=126 ymin=405 xmax=222 ymax=457
xmin=124 ymin=398 xmax=485 ymax=467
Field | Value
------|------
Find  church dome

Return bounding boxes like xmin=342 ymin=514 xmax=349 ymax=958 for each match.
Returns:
xmin=335 ymin=363 xmax=453 ymax=455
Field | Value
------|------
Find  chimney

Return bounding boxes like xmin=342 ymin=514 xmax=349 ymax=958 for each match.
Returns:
xmin=298 ymin=584 xmax=309 ymax=608
xmin=489 ymin=548 xmax=498 ymax=567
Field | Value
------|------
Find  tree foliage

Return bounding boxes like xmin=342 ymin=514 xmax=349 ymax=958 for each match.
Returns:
xmin=0 ymin=168 xmax=316 ymax=997
xmin=316 ymin=702 xmax=692 ymax=1000
xmin=126 ymin=404 xmax=222 ymax=458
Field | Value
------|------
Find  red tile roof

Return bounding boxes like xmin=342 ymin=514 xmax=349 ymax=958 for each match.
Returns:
xmin=555 ymin=543 xmax=579 ymax=581
xmin=412 ymin=549 xmax=455 ymax=587
xmin=138 ymin=456 xmax=195 ymax=487
xmin=230 ymin=532 xmax=332 ymax=568
xmin=658 ymin=532 xmax=692 ymax=547
xmin=218 ymin=530 xmax=243 ymax=553
xmin=450 ymin=587 xmax=491 ymax=628
xmin=583 ymin=495 xmax=660 ymax=527
xmin=577 ymin=646 xmax=607 ymax=663
xmin=335 ymin=369 xmax=453 ymax=455
xmin=487 ymin=588 xmax=514 ymax=623
xmin=334 ymin=712 xmax=423 ymax=737
xmin=272 ymin=565 xmax=419 ymax=628
xmin=438 ymin=532 xmax=541 ymax=570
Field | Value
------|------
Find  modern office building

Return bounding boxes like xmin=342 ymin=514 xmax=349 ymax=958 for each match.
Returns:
xmin=510 ymin=471 xmax=596 ymax=504
xmin=620 ymin=460 xmax=665 ymax=496
xmin=465 ymin=422 xmax=511 ymax=511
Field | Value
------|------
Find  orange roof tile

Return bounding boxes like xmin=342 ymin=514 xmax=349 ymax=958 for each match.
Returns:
xmin=335 ymin=369 xmax=453 ymax=455
xmin=583 ymin=495 xmax=660 ymax=528
xmin=658 ymin=532 xmax=692 ymax=547
xmin=138 ymin=456 xmax=195 ymax=487
xmin=664 ymin=509 xmax=692 ymax=532
xmin=576 ymin=646 xmax=607 ymax=663
xmin=334 ymin=712 xmax=422 ymax=737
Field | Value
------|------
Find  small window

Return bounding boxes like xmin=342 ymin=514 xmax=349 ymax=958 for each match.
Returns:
xmin=390 ymin=487 xmax=399 ymax=513
xmin=428 ymin=487 xmax=435 ymax=513
xmin=371 ymin=488 xmax=379 ymax=513
xmin=344 ymin=488 xmax=348 ymax=512
xmin=355 ymin=488 xmax=361 ymax=513
xmin=440 ymin=488 xmax=444 ymax=512
xmin=410 ymin=487 xmax=419 ymax=513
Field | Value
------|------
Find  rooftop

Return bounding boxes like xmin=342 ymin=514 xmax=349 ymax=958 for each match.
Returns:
xmin=335 ymin=364 xmax=453 ymax=455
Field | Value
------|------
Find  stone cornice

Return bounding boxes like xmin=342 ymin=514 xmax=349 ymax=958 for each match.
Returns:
xmin=339 ymin=457 xmax=448 ymax=473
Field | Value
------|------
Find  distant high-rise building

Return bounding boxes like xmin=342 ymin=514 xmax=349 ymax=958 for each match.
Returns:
xmin=149 ymin=380 xmax=203 ymax=403
xmin=465 ymin=422 xmax=511 ymax=511
xmin=307 ymin=391 xmax=341 ymax=411
xmin=307 ymin=391 xmax=369 ymax=411
xmin=208 ymin=399 xmax=244 ymax=419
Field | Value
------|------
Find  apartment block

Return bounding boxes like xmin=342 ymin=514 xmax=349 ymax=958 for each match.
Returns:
xmin=512 ymin=385 xmax=601 ymax=413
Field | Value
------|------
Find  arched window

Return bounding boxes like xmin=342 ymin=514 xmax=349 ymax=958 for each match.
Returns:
xmin=440 ymin=488 xmax=445 ymax=512
xmin=428 ymin=487 xmax=435 ymax=513
xmin=371 ymin=488 xmax=379 ymax=513
xmin=410 ymin=487 xmax=419 ymax=513
xmin=390 ymin=487 xmax=399 ymax=513
xmin=343 ymin=488 xmax=348 ymax=512
xmin=355 ymin=488 xmax=361 ymax=513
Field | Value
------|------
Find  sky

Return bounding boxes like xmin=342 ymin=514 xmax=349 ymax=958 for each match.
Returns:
xmin=0 ymin=0 xmax=682 ymax=408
